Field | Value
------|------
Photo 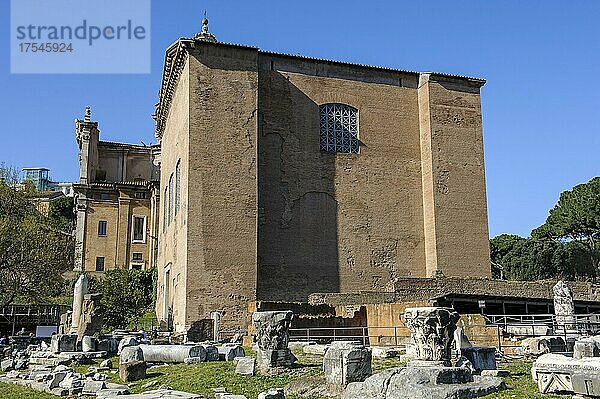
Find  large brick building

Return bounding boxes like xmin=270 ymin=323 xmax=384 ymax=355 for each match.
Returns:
xmin=152 ymin=20 xmax=491 ymax=334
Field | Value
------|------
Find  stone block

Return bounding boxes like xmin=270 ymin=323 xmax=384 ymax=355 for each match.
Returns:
xmin=460 ymin=347 xmax=497 ymax=372
xmin=518 ymin=336 xmax=566 ymax=356
xmin=215 ymin=394 xmax=248 ymax=399
xmin=48 ymin=371 xmax=68 ymax=389
xmin=200 ymin=344 xmax=220 ymax=361
xmin=119 ymin=360 xmax=146 ymax=382
xmin=120 ymin=346 xmax=144 ymax=363
xmin=100 ymin=358 xmax=113 ymax=368
xmin=50 ymin=334 xmax=77 ymax=353
xmin=303 ymin=344 xmax=329 ymax=356
xmin=235 ymin=357 xmax=255 ymax=376
xmin=218 ymin=344 xmax=245 ymax=361
xmin=323 ymin=341 xmax=372 ymax=387
xmin=1 ymin=359 xmax=14 ymax=372
xmin=371 ymin=346 xmax=400 ymax=359
xmin=117 ymin=336 xmax=139 ymax=355
xmin=574 ymin=338 xmax=600 ymax=359
xmin=82 ymin=379 xmax=107 ymax=395
xmin=342 ymin=365 xmax=505 ymax=399
xmin=258 ymin=388 xmax=285 ymax=399
xmin=82 ymin=336 xmax=97 ymax=352
xmin=481 ymin=369 xmax=510 ymax=377
xmin=257 ymin=349 xmax=296 ymax=370
xmin=532 ymin=354 xmax=581 ymax=394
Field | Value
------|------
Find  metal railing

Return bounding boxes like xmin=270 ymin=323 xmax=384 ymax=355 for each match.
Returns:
xmin=289 ymin=313 xmax=600 ymax=353
xmin=0 ymin=304 xmax=66 ymax=318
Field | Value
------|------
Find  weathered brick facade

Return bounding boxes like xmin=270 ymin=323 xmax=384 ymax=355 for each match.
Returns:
xmin=153 ymin=36 xmax=491 ymax=334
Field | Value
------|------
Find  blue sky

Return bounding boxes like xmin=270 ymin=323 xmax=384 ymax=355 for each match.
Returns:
xmin=1 ymin=1 xmax=599 ymax=238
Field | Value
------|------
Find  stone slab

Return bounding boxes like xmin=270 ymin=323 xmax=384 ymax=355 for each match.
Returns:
xmin=460 ymin=347 xmax=497 ymax=372
xmin=342 ymin=366 xmax=505 ymax=399
xmin=235 ymin=357 xmax=255 ymax=376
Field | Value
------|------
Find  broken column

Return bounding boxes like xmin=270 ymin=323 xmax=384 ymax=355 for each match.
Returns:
xmin=211 ymin=311 xmax=221 ymax=341
xmin=138 ymin=344 xmax=207 ymax=363
xmin=323 ymin=341 xmax=372 ymax=387
xmin=70 ymin=274 xmax=89 ymax=334
xmin=252 ymin=311 xmax=295 ymax=370
xmin=78 ymin=293 xmax=103 ymax=340
xmin=553 ymin=280 xmax=575 ymax=327
xmin=403 ymin=307 xmax=460 ymax=366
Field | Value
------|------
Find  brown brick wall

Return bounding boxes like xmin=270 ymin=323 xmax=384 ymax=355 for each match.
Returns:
xmin=156 ymin=58 xmax=190 ymax=332
xmin=185 ymin=44 xmax=258 ymax=332
xmin=257 ymin=61 xmax=427 ymax=301
xmin=418 ymin=74 xmax=491 ymax=277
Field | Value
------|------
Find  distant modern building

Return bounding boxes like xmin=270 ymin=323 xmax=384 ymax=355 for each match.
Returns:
xmin=22 ymin=167 xmax=52 ymax=192
xmin=73 ymin=107 xmax=160 ymax=274
xmin=21 ymin=167 xmax=74 ymax=197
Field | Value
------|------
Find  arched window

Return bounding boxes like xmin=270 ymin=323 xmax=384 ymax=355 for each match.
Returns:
xmin=319 ymin=103 xmax=359 ymax=153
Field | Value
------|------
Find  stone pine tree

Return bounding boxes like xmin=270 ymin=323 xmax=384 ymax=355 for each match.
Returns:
xmin=532 ymin=176 xmax=600 ymax=275
xmin=0 ymin=164 xmax=74 ymax=306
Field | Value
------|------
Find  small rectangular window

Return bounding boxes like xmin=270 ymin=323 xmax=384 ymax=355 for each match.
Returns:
xmin=98 ymin=220 xmax=107 ymax=236
xmin=132 ymin=252 xmax=143 ymax=262
xmin=130 ymin=264 xmax=143 ymax=270
xmin=99 ymin=193 xmax=109 ymax=200
xmin=132 ymin=216 xmax=145 ymax=242
xmin=175 ymin=160 xmax=181 ymax=216
xmin=135 ymin=192 xmax=146 ymax=199
xmin=168 ymin=173 xmax=174 ymax=224
xmin=95 ymin=257 xmax=105 ymax=271
xmin=163 ymin=187 xmax=168 ymax=233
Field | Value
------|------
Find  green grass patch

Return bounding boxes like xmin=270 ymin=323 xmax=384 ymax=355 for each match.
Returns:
xmin=480 ymin=360 xmax=570 ymax=399
xmin=0 ymin=382 xmax=58 ymax=399
xmin=0 ymin=350 xmax=575 ymax=399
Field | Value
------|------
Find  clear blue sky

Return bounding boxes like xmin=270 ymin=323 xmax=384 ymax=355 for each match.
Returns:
xmin=1 ymin=1 xmax=599 ymax=238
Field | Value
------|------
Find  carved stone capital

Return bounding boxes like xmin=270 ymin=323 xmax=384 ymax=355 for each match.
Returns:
xmin=404 ymin=307 xmax=459 ymax=364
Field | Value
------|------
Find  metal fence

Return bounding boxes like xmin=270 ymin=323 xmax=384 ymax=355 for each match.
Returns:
xmin=289 ymin=312 xmax=600 ymax=353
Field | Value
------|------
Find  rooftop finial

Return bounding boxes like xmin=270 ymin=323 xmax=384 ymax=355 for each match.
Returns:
xmin=84 ymin=105 xmax=91 ymax=122
xmin=195 ymin=10 xmax=217 ymax=42
xmin=202 ymin=10 xmax=209 ymax=33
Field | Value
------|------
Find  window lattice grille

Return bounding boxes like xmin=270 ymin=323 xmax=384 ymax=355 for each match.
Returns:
xmin=319 ymin=103 xmax=359 ymax=153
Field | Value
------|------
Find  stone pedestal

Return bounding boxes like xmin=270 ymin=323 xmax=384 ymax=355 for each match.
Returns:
xmin=323 ymin=341 xmax=372 ymax=387
xmin=404 ymin=307 xmax=460 ymax=366
xmin=252 ymin=311 xmax=295 ymax=370
xmin=460 ymin=347 xmax=497 ymax=372
xmin=343 ymin=365 xmax=505 ymax=399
